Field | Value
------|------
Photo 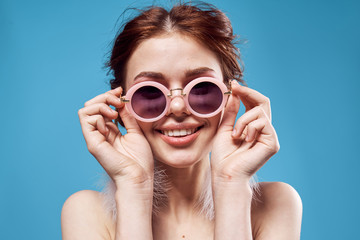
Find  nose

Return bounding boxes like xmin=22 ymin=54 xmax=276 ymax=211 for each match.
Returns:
xmin=166 ymin=93 xmax=191 ymax=117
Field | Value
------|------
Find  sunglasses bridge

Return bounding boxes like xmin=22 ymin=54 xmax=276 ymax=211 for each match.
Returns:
xmin=167 ymin=87 xmax=186 ymax=98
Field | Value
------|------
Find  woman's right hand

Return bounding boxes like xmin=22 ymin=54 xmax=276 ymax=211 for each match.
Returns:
xmin=78 ymin=87 xmax=154 ymax=187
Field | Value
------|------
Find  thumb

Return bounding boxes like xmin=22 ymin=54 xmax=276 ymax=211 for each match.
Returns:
xmin=118 ymin=104 xmax=143 ymax=134
xmin=218 ymin=80 xmax=241 ymax=132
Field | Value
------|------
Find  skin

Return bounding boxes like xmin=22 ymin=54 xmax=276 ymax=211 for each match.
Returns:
xmin=62 ymin=33 xmax=302 ymax=239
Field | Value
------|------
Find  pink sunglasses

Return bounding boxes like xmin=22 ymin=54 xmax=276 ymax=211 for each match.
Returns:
xmin=120 ymin=77 xmax=232 ymax=122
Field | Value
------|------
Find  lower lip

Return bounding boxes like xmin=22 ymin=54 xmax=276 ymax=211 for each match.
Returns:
xmin=157 ymin=129 xmax=201 ymax=147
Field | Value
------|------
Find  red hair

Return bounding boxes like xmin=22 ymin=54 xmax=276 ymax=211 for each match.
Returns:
xmin=107 ymin=2 xmax=245 ymax=89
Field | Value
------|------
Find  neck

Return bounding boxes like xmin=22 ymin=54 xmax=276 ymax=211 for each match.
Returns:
xmin=153 ymin=155 xmax=212 ymax=221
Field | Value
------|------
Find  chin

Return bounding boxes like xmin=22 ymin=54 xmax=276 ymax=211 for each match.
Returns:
xmin=154 ymin=148 xmax=207 ymax=169
xmin=150 ymin=128 xmax=217 ymax=169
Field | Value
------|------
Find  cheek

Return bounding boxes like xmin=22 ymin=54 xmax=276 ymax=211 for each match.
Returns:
xmin=136 ymin=121 xmax=154 ymax=138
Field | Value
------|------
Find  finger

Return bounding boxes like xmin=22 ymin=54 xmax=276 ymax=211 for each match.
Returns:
xmin=104 ymin=116 xmax=112 ymax=123
xmin=82 ymin=114 xmax=108 ymax=136
xmin=218 ymin=90 xmax=241 ymax=132
xmin=96 ymin=116 xmax=109 ymax=136
xmin=241 ymin=126 xmax=280 ymax=166
xmin=105 ymin=121 xmax=121 ymax=144
xmin=79 ymin=103 xmax=119 ymax=120
xmin=84 ymin=87 xmax=124 ymax=108
xmin=231 ymin=81 xmax=271 ymax=121
xmin=245 ymin=118 xmax=267 ymax=142
xmin=90 ymin=140 xmax=134 ymax=176
xmin=81 ymin=114 xmax=120 ymax=145
xmin=232 ymin=106 xmax=267 ymax=138
xmin=118 ymin=104 xmax=142 ymax=134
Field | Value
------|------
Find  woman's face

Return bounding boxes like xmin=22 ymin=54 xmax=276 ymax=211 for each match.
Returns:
xmin=124 ymin=33 xmax=224 ymax=168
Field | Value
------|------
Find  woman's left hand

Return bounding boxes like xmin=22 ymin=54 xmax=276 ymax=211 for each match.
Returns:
xmin=211 ymin=80 xmax=280 ymax=182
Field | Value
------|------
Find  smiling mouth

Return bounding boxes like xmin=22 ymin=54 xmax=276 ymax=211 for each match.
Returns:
xmin=157 ymin=126 xmax=203 ymax=137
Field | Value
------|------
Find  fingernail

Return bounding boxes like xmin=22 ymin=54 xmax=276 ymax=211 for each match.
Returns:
xmin=232 ymin=129 xmax=237 ymax=137
xmin=108 ymin=108 xmax=117 ymax=114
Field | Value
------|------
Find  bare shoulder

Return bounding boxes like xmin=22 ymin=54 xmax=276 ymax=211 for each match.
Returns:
xmin=251 ymin=182 xmax=303 ymax=240
xmin=61 ymin=190 xmax=114 ymax=240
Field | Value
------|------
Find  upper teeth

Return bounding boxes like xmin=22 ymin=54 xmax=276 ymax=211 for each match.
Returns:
xmin=161 ymin=128 xmax=197 ymax=137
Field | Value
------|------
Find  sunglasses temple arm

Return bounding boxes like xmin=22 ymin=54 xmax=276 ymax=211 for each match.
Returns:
xmin=120 ymin=96 xmax=130 ymax=103
xmin=224 ymin=80 xmax=232 ymax=95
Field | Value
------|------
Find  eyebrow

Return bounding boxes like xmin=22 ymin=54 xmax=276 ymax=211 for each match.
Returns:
xmin=133 ymin=67 xmax=216 ymax=82
xmin=185 ymin=67 xmax=216 ymax=78
xmin=134 ymin=71 xmax=165 ymax=81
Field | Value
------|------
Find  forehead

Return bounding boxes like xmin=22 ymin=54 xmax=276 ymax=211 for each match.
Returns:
xmin=124 ymin=33 xmax=223 ymax=89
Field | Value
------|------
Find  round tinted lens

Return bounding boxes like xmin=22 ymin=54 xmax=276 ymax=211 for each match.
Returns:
xmin=188 ymin=81 xmax=223 ymax=114
xmin=131 ymin=86 xmax=166 ymax=119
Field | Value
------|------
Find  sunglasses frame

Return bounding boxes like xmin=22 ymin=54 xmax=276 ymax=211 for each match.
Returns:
xmin=120 ymin=77 xmax=232 ymax=122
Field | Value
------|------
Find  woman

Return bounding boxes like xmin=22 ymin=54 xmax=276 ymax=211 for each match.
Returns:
xmin=62 ymin=2 xmax=302 ymax=239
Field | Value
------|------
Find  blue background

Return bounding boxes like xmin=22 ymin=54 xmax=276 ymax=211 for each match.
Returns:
xmin=1 ymin=0 xmax=359 ymax=239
